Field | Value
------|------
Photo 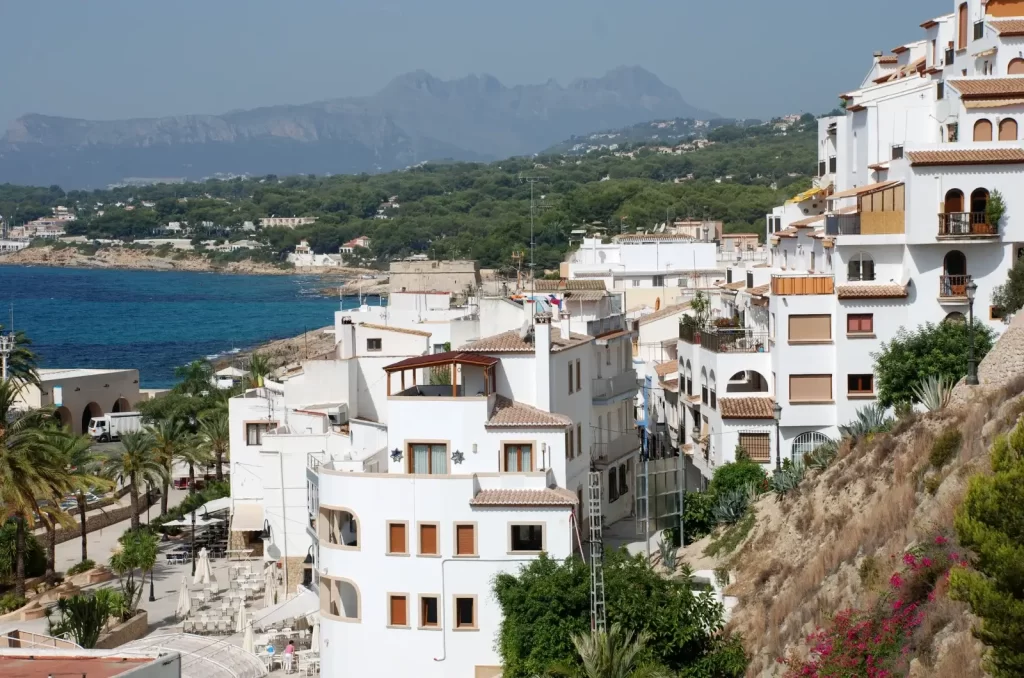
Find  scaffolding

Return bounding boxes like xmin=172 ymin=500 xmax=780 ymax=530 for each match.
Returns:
xmin=587 ymin=471 xmax=606 ymax=634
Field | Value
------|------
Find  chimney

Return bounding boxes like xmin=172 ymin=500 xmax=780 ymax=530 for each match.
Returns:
xmin=338 ymin=316 xmax=356 ymax=359
xmin=534 ymin=312 xmax=552 ymax=411
xmin=559 ymin=310 xmax=571 ymax=340
xmin=872 ymin=51 xmax=882 ymax=58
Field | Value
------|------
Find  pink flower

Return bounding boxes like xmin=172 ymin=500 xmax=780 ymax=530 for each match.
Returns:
xmin=935 ymin=535 xmax=948 ymax=545
xmin=903 ymin=553 xmax=917 ymax=567
xmin=892 ymin=599 xmax=903 ymax=610
xmin=922 ymin=557 xmax=933 ymax=567
xmin=890 ymin=573 xmax=904 ymax=589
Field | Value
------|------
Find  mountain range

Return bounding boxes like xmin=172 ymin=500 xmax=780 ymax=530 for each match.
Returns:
xmin=0 ymin=66 xmax=714 ymax=189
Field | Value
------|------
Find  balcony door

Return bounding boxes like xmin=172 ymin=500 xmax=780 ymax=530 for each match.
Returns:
xmin=943 ymin=250 xmax=968 ymax=297
xmin=944 ymin=189 xmax=964 ymax=213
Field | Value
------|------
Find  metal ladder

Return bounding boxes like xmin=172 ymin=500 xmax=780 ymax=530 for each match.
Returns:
xmin=588 ymin=471 xmax=606 ymax=634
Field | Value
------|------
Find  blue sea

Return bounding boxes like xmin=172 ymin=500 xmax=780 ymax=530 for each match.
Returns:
xmin=0 ymin=266 xmax=375 ymax=388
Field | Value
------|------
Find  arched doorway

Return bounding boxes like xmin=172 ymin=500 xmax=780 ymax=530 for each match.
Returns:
xmin=1009 ymin=58 xmax=1024 ymax=75
xmin=942 ymin=250 xmax=968 ymax=297
xmin=53 ymin=406 xmax=72 ymax=430
xmin=943 ymin=189 xmax=966 ymax=235
xmin=81 ymin=402 xmax=103 ymax=436
xmin=944 ymin=189 xmax=964 ymax=213
xmin=974 ymin=119 xmax=993 ymax=142
xmin=999 ymin=118 xmax=1019 ymax=141
xmin=971 ymin=189 xmax=990 ymax=233
xmin=111 ymin=397 xmax=131 ymax=413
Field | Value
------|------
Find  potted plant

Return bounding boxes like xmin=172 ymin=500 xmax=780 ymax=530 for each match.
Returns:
xmin=986 ymin=189 xmax=1005 ymax=233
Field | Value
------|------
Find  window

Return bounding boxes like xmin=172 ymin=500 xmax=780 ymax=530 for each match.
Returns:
xmin=388 ymin=594 xmax=408 ymax=627
xmin=792 ymin=431 xmax=833 ymax=465
xmin=999 ymin=118 xmax=1018 ymax=141
xmin=568 ymin=362 xmax=574 ymax=394
xmin=738 ymin=432 xmax=771 ymax=463
xmin=567 ymin=429 xmax=575 ymax=461
xmin=991 ymin=305 xmax=1006 ymax=320
xmin=454 ymin=596 xmax=477 ymax=630
xmin=937 ymin=82 xmax=945 ymax=100
xmin=387 ymin=522 xmax=407 ymax=555
xmin=420 ymin=595 xmax=439 ymax=629
xmin=947 ymin=123 xmax=959 ymax=143
xmin=418 ymin=523 xmax=439 ymax=556
xmin=504 ymin=444 xmax=533 ymax=472
xmin=848 ymin=374 xmax=874 ymax=395
xmin=847 ymin=314 xmax=874 ymax=334
xmin=575 ymin=359 xmax=581 ymax=392
xmin=245 ymin=422 xmax=272 ymax=446
xmin=510 ymin=524 xmax=544 ymax=552
xmin=366 ymin=337 xmax=382 ymax=352
xmin=810 ymin=252 xmax=816 ymax=272
xmin=891 ymin=144 xmax=904 ymax=160
xmin=609 ymin=467 xmax=619 ymax=502
xmin=618 ymin=462 xmax=628 ymax=495
xmin=576 ymin=423 xmax=582 ymax=458
xmin=454 ymin=524 xmax=476 ymax=557
xmin=790 ymin=375 xmax=833 ymax=403
xmin=605 ymin=346 xmax=611 ymax=365
xmin=408 ymin=443 xmax=447 ymax=474
xmin=653 ymin=275 xmax=665 ymax=287
xmin=631 ymin=279 xmax=640 ymax=288
xmin=788 ymin=314 xmax=832 ymax=343
xmin=974 ymin=119 xmax=993 ymax=142
xmin=847 ymin=252 xmax=875 ymax=281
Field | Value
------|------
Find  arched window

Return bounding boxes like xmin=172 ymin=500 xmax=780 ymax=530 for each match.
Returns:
xmin=943 ymin=250 xmax=967 ymax=276
xmin=726 ymin=371 xmax=769 ymax=393
xmin=701 ymin=368 xmax=709 ymax=405
xmin=958 ymin=3 xmax=968 ymax=49
xmin=792 ymin=431 xmax=834 ymax=465
xmin=942 ymin=250 xmax=968 ymax=297
xmin=974 ymin=119 xmax=993 ymax=142
xmin=1010 ymin=58 xmax=1024 ymax=75
xmin=971 ymin=188 xmax=989 ymax=216
xmin=847 ymin=252 xmax=875 ymax=282
xmin=999 ymin=118 xmax=1019 ymax=141
xmin=944 ymin=188 xmax=964 ymax=213
xmin=709 ymin=370 xmax=718 ymax=409
xmin=684 ymin=360 xmax=693 ymax=395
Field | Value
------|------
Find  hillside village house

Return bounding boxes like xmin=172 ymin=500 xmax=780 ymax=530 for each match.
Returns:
xmin=259 ymin=216 xmax=317 ymax=229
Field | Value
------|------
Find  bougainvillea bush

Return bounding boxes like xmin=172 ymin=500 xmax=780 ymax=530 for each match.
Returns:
xmin=781 ymin=535 xmax=965 ymax=677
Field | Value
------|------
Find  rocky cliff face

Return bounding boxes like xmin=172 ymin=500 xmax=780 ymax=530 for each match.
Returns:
xmin=0 ymin=66 xmax=712 ymax=188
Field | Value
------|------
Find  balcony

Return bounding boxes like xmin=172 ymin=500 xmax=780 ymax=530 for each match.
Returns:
xmin=825 ymin=213 xmax=861 ymax=235
xmin=939 ymin=274 xmax=972 ymax=300
xmin=771 ymin=275 xmax=835 ymax=296
xmin=593 ymin=433 xmax=640 ymax=465
xmin=592 ymin=371 xmax=638 ymax=402
xmin=678 ymin=324 xmax=770 ymax=354
xmin=938 ymin=213 xmax=998 ymax=239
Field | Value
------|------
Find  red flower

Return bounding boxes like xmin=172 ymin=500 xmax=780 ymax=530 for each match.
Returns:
xmin=935 ymin=535 xmax=948 ymax=545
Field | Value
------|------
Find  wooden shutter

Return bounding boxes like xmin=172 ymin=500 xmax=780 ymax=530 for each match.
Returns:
xmin=389 ymin=595 xmax=407 ymax=626
xmin=788 ymin=315 xmax=832 ymax=342
xmin=456 ymin=524 xmax=475 ymax=556
xmin=790 ymin=375 xmax=832 ymax=402
xmin=738 ymin=433 xmax=771 ymax=463
xmin=420 ymin=524 xmax=438 ymax=555
xmin=999 ymin=118 xmax=1018 ymax=141
xmin=974 ymin=119 xmax=993 ymax=142
xmin=388 ymin=523 xmax=406 ymax=554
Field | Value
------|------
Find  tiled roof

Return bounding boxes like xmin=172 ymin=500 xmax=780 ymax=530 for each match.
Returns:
xmin=654 ymin=360 xmax=678 ymax=378
xmin=963 ymin=97 xmax=1024 ymax=109
xmin=748 ymin=284 xmax=770 ymax=297
xmin=836 ymin=283 xmax=908 ymax=299
xmin=470 ymin=488 xmax=578 ymax=507
xmin=486 ymin=395 xmax=573 ymax=428
xmin=877 ymin=55 xmax=898 ymax=64
xmin=459 ymin=327 xmax=592 ymax=353
xmin=891 ymin=45 xmax=909 ymax=54
xmin=907 ymin=148 xmax=1024 ymax=166
xmin=532 ymin=279 xmax=606 ymax=291
xmin=719 ymin=281 xmax=747 ymax=291
xmin=947 ymin=78 xmax=1024 ymax=98
xmin=992 ymin=19 xmax=1024 ymax=36
xmin=360 ymin=322 xmax=432 ymax=337
xmin=718 ymin=397 xmax=776 ymax=420
xmin=637 ymin=302 xmax=691 ymax=326
xmin=829 ymin=180 xmax=901 ymax=200
xmin=660 ymin=379 xmax=679 ymax=392
xmin=790 ymin=214 xmax=825 ymax=228
xmin=776 ymin=227 xmax=799 ymax=238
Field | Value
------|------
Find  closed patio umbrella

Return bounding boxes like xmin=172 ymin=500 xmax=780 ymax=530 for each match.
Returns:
xmin=310 ymin=617 xmax=320 ymax=651
xmin=263 ymin=566 xmax=275 ymax=608
xmin=175 ymin=576 xmax=191 ymax=620
xmin=243 ymin=622 xmax=255 ymax=654
xmin=235 ymin=597 xmax=248 ymax=634
xmin=194 ymin=547 xmax=212 ymax=586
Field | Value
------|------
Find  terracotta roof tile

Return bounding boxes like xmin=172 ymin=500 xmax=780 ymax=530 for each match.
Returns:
xmin=947 ymin=78 xmax=1024 ymax=98
xmin=532 ymin=279 xmax=607 ymax=291
xmin=470 ymin=488 xmax=578 ymax=506
xmin=718 ymin=397 xmax=776 ymax=420
xmin=892 ymin=45 xmax=909 ymax=54
xmin=992 ymin=19 xmax=1024 ymax=36
xmin=637 ymin=302 xmax=691 ymax=326
xmin=459 ymin=327 xmax=592 ymax=353
xmin=486 ymin=395 xmax=573 ymax=428
xmin=654 ymin=360 xmax=678 ymax=378
xmin=719 ymin=281 xmax=747 ymax=291
xmin=908 ymin=148 xmax=1024 ymax=166
xmin=790 ymin=214 xmax=825 ymax=228
xmin=877 ymin=55 xmax=898 ymax=64
xmin=748 ymin=284 xmax=770 ymax=297
xmin=836 ymin=283 xmax=908 ymax=299
xmin=829 ymin=180 xmax=901 ymax=200
xmin=776 ymin=227 xmax=798 ymax=238
xmin=359 ymin=322 xmax=432 ymax=337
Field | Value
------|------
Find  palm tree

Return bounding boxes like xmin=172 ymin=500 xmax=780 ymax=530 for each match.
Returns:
xmin=546 ymin=624 xmax=670 ymax=678
xmin=103 ymin=431 xmax=166 ymax=532
xmin=173 ymin=360 xmax=212 ymax=396
xmin=197 ymin=412 xmax=229 ymax=481
xmin=177 ymin=444 xmax=213 ymax=495
xmin=149 ymin=418 xmax=187 ymax=515
xmin=247 ymin=353 xmax=271 ymax=388
xmin=43 ymin=430 xmax=109 ymax=565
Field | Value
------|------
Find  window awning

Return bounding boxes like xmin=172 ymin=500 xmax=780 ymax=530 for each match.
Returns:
xmin=785 ymin=187 xmax=824 ymax=205
xmin=231 ymin=502 xmax=265 ymax=532
xmin=828 ymin=180 xmax=902 ymax=200
xmin=199 ymin=497 xmax=232 ymax=515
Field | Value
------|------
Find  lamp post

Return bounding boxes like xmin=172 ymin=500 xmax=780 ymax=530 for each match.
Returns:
xmin=773 ymin=401 xmax=783 ymax=471
xmin=147 ymin=484 xmax=156 ymax=602
xmin=966 ymin=280 xmax=979 ymax=385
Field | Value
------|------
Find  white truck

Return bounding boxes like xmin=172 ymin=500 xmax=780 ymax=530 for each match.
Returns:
xmin=88 ymin=412 xmax=143 ymax=442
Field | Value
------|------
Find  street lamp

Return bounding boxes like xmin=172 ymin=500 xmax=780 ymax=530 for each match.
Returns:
xmin=147 ymin=484 xmax=156 ymax=602
xmin=966 ymin=280 xmax=979 ymax=385
xmin=773 ymin=401 xmax=783 ymax=471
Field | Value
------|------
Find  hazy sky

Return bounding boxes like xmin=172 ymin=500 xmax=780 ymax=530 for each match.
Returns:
xmin=1 ymin=0 xmax=938 ymax=127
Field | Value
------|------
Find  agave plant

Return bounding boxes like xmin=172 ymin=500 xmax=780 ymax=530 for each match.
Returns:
xmin=658 ymin=538 xmax=678 ymax=574
xmin=803 ymin=440 xmax=839 ymax=471
xmin=770 ymin=462 xmax=805 ymax=499
xmin=712 ymin=487 xmax=750 ymax=525
xmin=911 ymin=373 xmax=957 ymax=412
xmin=839 ymin=403 xmax=893 ymax=440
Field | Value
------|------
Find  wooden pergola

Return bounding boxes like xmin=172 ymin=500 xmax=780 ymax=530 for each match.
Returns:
xmin=383 ymin=351 xmax=499 ymax=397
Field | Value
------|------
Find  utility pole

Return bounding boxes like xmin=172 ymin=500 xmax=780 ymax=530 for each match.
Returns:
xmin=519 ymin=175 xmax=548 ymax=317
xmin=0 ymin=333 xmax=12 ymax=382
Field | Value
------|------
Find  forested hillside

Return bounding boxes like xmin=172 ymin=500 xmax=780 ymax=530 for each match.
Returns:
xmin=0 ymin=115 xmax=816 ymax=270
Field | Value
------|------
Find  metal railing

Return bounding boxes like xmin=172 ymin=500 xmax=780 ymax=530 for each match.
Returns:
xmin=593 ymin=434 xmax=640 ymax=464
xmin=592 ymin=371 xmax=639 ymax=401
xmin=678 ymin=324 xmax=770 ymax=353
xmin=938 ymin=212 xmax=996 ymax=236
xmin=307 ymin=452 xmax=325 ymax=472
xmin=825 ymin=213 xmax=861 ymax=236
xmin=939 ymin=274 xmax=972 ymax=298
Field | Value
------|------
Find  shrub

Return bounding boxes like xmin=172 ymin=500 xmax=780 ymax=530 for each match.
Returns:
xmin=911 ymin=374 xmax=956 ymax=412
xmin=0 ymin=520 xmax=46 ymax=583
xmin=840 ymin=403 xmax=893 ymax=440
xmin=0 ymin=593 xmax=26 ymax=613
xmin=66 ymin=559 xmax=96 ymax=576
xmin=924 ymin=474 xmax=943 ymax=495
xmin=930 ymin=428 xmax=962 ymax=468
xmin=708 ymin=458 xmax=767 ymax=499
xmin=858 ymin=555 xmax=880 ymax=587
xmin=770 ymin=462 xmax=805 ymax=499
xmin=713 ymin=487 xmax=751 ymax=525
xmin=803 ymin=440 xmax=839 ymax=471
xmin=682 ymin=491 xmax=716 ymax=545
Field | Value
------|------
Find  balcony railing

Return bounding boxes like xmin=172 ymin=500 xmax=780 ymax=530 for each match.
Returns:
xmin=938 ymin=212 xmax=997 ymax=237
xmin=825 ymin=213 xmax=861 ymax=235
xmin=939 ymin=274 xmax=972 ymax=298
xmin=307 ymin=452 xmax=324 ymax=473
xmin=593 ymin=433 xmax=640 ymax=465
xmin=678 ymin=324 xmax=770 ymax=354
xmin=592 ymin=371 xmax=639 ymax=401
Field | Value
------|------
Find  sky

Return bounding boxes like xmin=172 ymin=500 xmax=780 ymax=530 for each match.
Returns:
xmin=0 ymin=0 xmax=941 ymax=128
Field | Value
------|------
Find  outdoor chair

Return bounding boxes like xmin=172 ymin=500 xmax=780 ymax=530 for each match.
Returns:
xmin=217 ymin=619 xmax=229 ymax=634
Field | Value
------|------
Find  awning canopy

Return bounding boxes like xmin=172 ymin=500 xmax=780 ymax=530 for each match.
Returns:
xmin=251 ymin=588 xmax=318 ymax=631
xmin=231 ymin=503 xmax=265 ymax=532
xmin=828 ymin=180 xmax=902 ymax=200
xmin=383 ymin=351 xmax=499 ymax=373
xmin=162 ymin=516 xmax=224 ymax=528
xmin=785 ymin=187 xmax=824 ymax=205
xmin=199 ymin=497 xmax=232 ymax=515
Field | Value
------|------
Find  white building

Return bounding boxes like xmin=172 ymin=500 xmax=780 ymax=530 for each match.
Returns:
xmin=288 ymin=240 xmax=342 ymax=267
xmin=14 ymin=368 xmax=140 ymax=435
xmin=259 ymin=216 xmax=317 ymax=229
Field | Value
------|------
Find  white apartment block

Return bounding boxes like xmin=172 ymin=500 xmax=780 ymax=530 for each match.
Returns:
xmin=259 ymin=216 xmax=317 ymax=229
xmin=685 ymin=0 xmax=1024 ymax=472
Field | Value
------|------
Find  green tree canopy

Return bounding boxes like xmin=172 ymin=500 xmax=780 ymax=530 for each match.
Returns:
xmin=993 ymin=254 xmax=1024 ymax=316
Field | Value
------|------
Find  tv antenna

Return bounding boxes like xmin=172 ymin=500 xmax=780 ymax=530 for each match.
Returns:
xmin=519 ymin=174 xmax=548 ymax=317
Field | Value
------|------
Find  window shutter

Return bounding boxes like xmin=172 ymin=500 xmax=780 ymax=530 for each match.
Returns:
xmin=790 ymin=375 xmax=833 ymax=402
xmin=420 ymin=524 xmax=438 ymax=555
xmin=390 ymin=595 xmax=407 ymax=626
xmin=456 ymin=525 xmax=475 ymax=556
xmin=863 ymin=258 xmax=875 ymax=280
xmin=389 ymin=523 xmax=406 ymax=553
xmin=788 ymin=315 xmax=832 ymax=342
xmin=738 ymin=433 xmax=771 ymax=462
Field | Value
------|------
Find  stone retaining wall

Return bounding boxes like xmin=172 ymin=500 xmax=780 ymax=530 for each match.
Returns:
xmin=95 ymin=610 xmax=149 ymax=649
xmin=51 ymin=491 xmax=157 ymax=547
